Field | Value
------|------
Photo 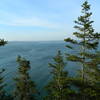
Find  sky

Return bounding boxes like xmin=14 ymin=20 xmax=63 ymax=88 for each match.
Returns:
xmin=0 ymin=0 xmax=100 ymax=41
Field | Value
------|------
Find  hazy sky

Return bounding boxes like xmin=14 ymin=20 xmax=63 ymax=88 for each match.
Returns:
xmin=0 ymin=0 xmax=100 ymax=41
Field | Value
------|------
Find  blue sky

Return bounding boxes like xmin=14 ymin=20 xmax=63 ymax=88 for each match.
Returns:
xmin=0 ymin=0 xmax=100 ymax=41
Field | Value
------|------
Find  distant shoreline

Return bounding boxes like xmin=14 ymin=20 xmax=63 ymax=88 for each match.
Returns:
xmin=8 ymin=40 xmax=65 ymax=43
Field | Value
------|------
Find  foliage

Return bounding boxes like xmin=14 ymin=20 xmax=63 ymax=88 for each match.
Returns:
xmin=0 ymin=69 xmax=6 ymax=100
xmin=0 ymin=39 xmax=7 ymax=46
xmin=65 ymin=0 xmax=100 ymax=99
xmin=44 ymin=51 xmax=74 ymax=100
xmin=14 ymin=56 xmax=37 ymax=100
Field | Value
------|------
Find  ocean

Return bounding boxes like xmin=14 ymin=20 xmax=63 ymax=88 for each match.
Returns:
xmin=0 ymin=41 xmax=79 ymax=98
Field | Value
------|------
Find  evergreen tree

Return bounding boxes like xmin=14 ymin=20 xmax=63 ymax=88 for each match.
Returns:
xmin=64 ymin=0 xmax=100 ymax=99
xmin=0 ymin=39 xmax=13 ymax=100
xmin=0 ymin=68 xmax=13 ymax=100
xmin=0 ymin=39 xmax=6 ymax=99
xmin=44 ymin=50 xmax=73 ymax=100
xmin=0 ymin=69 xmax=6 ymax=100
xmin=0 ymin=39 xmax=7 ymax=46
xmin=14 ymin=56 xmax=37 ymax=100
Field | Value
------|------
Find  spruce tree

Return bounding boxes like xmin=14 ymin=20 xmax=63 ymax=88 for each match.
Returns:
xmin=44 ymin=50 xmax=73 ymax=100
xmin=14 ymin=56 xmax=37 ymax=100
xmin=0 ymin=69 xmax=6 ymax=100
xmin=0 ymin=69 xmax=13 ymax=100
xmin=0 ymin=39 xmax=6 ymax=99
xmin=64 ymin=0 xmax=100 ymax=99
xmin=0 ymin=39 xmax=7 ymax=46
xmin=0 ymin=39 xmax=13 ymax=100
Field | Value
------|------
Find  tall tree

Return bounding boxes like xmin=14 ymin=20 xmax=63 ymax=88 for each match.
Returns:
xmin=0 ymin=69 xmax=6 ymax=100
xmin=0 ymin=39 xmax=13 ymax=100
xmin=0 ymin=39 xmax=6 ymax=99
xmin=44 ymin=50 xmax=73 ymax=100
xmin=14 ymin=56 xmax=37 ymax=100
xmin=64 ymin=0 xmax=100 ymax=99
xmin=0 ymin=69 xmax=13 ymax=100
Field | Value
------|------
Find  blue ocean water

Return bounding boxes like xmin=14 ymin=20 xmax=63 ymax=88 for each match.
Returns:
xmin=0 ymin=41 xmax=79 ymax=97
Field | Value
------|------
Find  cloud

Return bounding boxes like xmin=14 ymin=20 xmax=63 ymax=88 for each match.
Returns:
xmin=0 ymin=13 xmax=65 ymax=30
xmin=0 ymin=6 xmax=68 ymax=30
xmin=8 ymin=17 xmax=62 ymax=29
xmin=0 ymin=10 xmax=64 ymax=29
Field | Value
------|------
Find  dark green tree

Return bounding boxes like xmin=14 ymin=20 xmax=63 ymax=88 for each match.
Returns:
xmin=14 ymin=56 xmax=37 ymax=100
xmin=64 ymin=0 xmax=100 ymax=100
xmin=0 ymin=69 xmax=6 ymax=100
xmin=44 ymin=50 xmax=74 ymax=100
xmin=0 ymin=39 xmax=13 ymax=100
xmin=0 ymin=69 xmax=13 ymax=100
xmin=0 ymin=39 xmax=7 ymax=46
xmin=0 ymin=39 xmax=6 ymax=99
